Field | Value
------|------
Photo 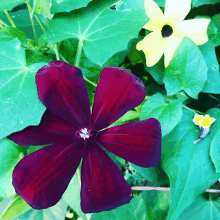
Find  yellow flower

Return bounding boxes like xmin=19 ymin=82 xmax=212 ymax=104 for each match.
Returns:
xmin=193 ymin=113 xmax=216 ymax=128
xmin=136 ymin=0 xmax=211 ymax=67
xmin=193 ymin=113 xmax=216 ymax=144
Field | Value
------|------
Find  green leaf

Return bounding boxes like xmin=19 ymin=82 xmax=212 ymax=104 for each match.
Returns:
xmin=140 ymin=93 xmax=183 ymax=137
xmin=179 ymin=196 xmax=220 ymax=219
xmin=0 ymin=39 xmax=46 ymax=139
xmin=25 ymin=50 xmax=51 ymax=66
xmin=0 ymin=27 xmax=27 ymax=46
xmin=0 ymin=0 xmax=26 ymax=11
xmin=12 ymin=199 xmax=67 ymax=220
xmin=130 ymin=163 xmax=158 ymax=184
xmin=141 ymin=191 xmax=170 ymax=220
xmin=191 ymin=0 xmax=219 ymax=7
xmin=110 ymin=110 xmax=140 ymax=127
xmin=207 ymin=14 xmax=220 ymax=46
xmin=51 ymin=0 xmax=93 ymax=13
xmin=164 ymin=38 xmax=208 ymax=99
xmin=162 ymin=108 xmax=220 ymax=220
xmin=210 ymin=129 xmax=220 ymax=173
xmin=90 ymin=194 xmax=147 ymax=220
xmin=154 ymin=0 xmax=165 ymax=7
xmin=200 ymin=41 xmax=220 ymax=94
xmin=0 ymin=10 xmax=45 ymax=40
xmin=0 ymin=195 xmax=31 ymax=220
xmin=146 ymin=57 xmax=165 ymax=85
xmin=62 ymin=172 xmax=87 ymax=220
xmin=0 ymin=138 xmax=23 ymax=201
xmin=33 ymin=0 xmax=53 ymax=19
xmin=46 ymin=0 xmax=147 ymax=65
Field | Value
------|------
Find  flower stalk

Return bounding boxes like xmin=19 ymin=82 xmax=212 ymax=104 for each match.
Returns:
xmin=3 ymin=10 xmax=16 ymax=28
xmin=0 ymin=19 xmax=8 ymax=27
xmin=75 ymin=39 xmax=84 ymax=68
xmin=26 ymin=1 xmax=38 ymax=44
xmin=132 ymin=186 xmax=220 ymax=193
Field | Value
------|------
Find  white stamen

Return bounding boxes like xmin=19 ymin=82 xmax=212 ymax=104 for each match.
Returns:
xmin=79 ymin=128 xmax=90 ymax=140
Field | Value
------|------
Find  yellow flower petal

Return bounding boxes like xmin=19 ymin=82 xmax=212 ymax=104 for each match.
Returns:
xmin=165 ymin=0 xmax=191 ymax=26
xmin=174 ymin=19 xmax=211 ymax=45
xmin=136 ymin=30 xmax=163 ymax=52
xmin=163 ymin=36 xmax=183 ymax=67
xmin=143 ymin=20 xmax=164 ymax=32
xmin=200 ymin=117 xmax=216 ymax=128
xmin=144 ymin=46 xmax=164 ymax=67
xmin=193 ymin=113 xmax=204 ymax=126
xmin=136 ymin=30 xmax=165 ymax=67
xmin=144 ymin=0 xmax=164 ymax=22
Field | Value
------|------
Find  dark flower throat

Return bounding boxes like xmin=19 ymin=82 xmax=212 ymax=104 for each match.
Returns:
xmin=161 ymin=24 xmax=173 ymax=38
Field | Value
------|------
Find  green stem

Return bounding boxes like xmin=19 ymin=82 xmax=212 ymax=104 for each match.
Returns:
xmin=74 ymin=39 xmax=83 ymax=68
xmin=4 ymin=10 xmax=16 ymax=28
xmin=209 ymin=94 xmax=220 ymax=102
xmin=209 ymin=193 xmax=212 ymax=201
xmin=0 ymin=23 xmax=3 ymax=28
xmin=34 ymin=14 xmax=47 ymax=34
xmin=77 ymin=168 xmax=81 ymax=185
xmin=59 ymin=53 xmax=68 ymax=62
xmin=26 ymin=1 xmax=38 ymax=44
xmin=83 ymin=76 xmax=97 ymax=87
xmin=183 ymin=105 xmax=203 ymax=115
xmin=0 ymin=19 xmax=8 ymax=27
xmin=54 ymin=43 xmax=60 ymax=60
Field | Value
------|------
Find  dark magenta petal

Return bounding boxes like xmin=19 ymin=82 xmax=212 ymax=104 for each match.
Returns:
xmin=80 ymin=143 xmax=132 ymax=213
xmin=8 ymin=110 xmax=76 ymax=146
xmin=13 ymin=142 xmax=84 ymax=209
xmin=91 ymin=67 xmax=145 ymax=131
xmin=97 ymin=119 xmax=161 ymax=167
xmin=36 ymin=61 xmax=91 ymax=127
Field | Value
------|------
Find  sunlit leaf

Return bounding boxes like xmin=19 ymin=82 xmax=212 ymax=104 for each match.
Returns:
xmin=162 ymin=108 xmax=220 ymax=220
xmin=164 ymin=38 xmax=208 ymax=99
xmin=46 ymin=0 xmax=147 ymax=65
xmin=51 ymin=0 xmax=93 ymax=13
xmin=140 ymin=93 xmax=183 ymax=136
xmin=0 ymin=139 xmax=23 ymax=201
xmin=0 ymin=39 xmax=46 ymax=139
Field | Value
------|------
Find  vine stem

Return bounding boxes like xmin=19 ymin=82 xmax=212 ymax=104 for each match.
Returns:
xmin=74 ymin=39 xmax=83 ymax=68
xmin=26 ymin=1 xmax=38 ymax=44
xmin=54 ymin=43 xmax=60 ymax=60
xmin=0 ymin=19 xmax=8 ymax=27
xmin=34 ymin=14 xmax=47 ymax=34
xmin=183 ymin=105 xmax=203 ymax=115
xmin=4 ymin=10 xmax=16 ymax=28
xmin=209 ymin=94 xmax=220 ymax=102
xmin=77 ymin=168 xmax=81 ymax=185
xmin=132 ymin=186 xmax=220 ymax=193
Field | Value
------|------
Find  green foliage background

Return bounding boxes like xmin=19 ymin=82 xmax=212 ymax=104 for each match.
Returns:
xmin=0 ymin=0 xmax=220 ymax=219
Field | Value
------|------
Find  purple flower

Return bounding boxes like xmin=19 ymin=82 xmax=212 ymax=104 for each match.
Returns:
xmin=8 ymin=61 xmax=161 ymax=213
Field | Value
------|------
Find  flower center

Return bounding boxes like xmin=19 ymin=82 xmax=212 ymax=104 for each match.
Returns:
xmin=161 ymin=24 xmax=173 ymax=38
xmin=75 ymin=127 xmax=97 ymax=144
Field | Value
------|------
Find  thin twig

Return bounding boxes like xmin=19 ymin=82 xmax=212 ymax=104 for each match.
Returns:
xmin=74 ymin=39 xmax=83 ymax=67
xmin=4 ymin=10 xmax=16 ymax=28
xmin=183 ymin=105 xmax=203 ymax=115
xmin=34 ymin=14 xmax=47 ymax=34
xmin=26 ymin=1 xmax=38 ymax=44
xmin=209 ymin=94 xmax=220 ymax=102
xmin=132 ymin=186 xmax=220 ymax=193
xmin=0 ymin=19 xmax=8 ymax=27
xmin=54 ymin=43 xmax=60 ymax=60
